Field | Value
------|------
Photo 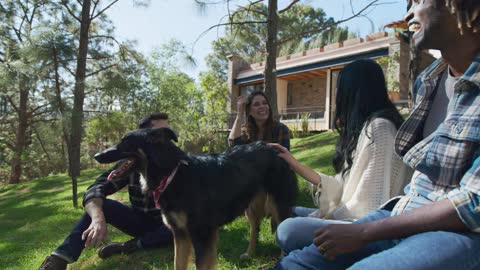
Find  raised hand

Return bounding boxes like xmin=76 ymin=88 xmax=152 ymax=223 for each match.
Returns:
xmin=236 ymin=95 xmax=247 ymax=114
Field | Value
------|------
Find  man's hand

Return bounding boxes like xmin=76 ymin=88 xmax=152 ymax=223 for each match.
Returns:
xmin=82 ymin=216 xmax=108 ymax=248
xmin=313 ymin=223 xmax=370 ymax=260
xmin=83 ymin=197 xmax=108 ymax=248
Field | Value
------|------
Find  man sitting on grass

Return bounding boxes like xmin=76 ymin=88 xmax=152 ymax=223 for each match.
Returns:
xmin=39 ymin=113 xmax=173 ymax=270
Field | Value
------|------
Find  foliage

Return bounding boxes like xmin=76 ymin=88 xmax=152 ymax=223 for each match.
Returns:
xmin=301 ymin=112 xmax=311 ymax=137
xmin=376 ymin=52 xmax=401 ymax=92
xmin=84 ymin=111 xmax=137 ymax=153
xmin=195 ymin=70 xmax=230 ymax=153
xmin=0 ymin=0 xmax=152 ymax=186
xmin=204 ymin=3 xmax=352 ymax=81
xmin=0 ymin=132 xmax=337 ymax=269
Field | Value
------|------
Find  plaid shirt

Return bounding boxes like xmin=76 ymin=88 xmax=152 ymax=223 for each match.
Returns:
xmin=82 ymin=162 xmax=163 ymax=220
xmin=230 ymin=121 xmax=291 ymax=150
xmin=392 ymin=54 xmax=480 ymax=232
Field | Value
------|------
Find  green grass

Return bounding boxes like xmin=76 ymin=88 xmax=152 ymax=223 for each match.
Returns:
xmin=0 ymin=132 xmax=337 ymax=270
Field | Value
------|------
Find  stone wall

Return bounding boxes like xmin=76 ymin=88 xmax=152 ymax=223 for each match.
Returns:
xmin=288 ymin=74 xmax=327 ymax=113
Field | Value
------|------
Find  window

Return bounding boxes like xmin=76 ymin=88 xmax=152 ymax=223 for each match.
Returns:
xmin=239 ymin=83 xmax=264 ymax=96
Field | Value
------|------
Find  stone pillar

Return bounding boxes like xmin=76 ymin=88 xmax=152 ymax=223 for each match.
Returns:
xmin=387 ymin=36 xmax=402 ymax=100
xmin=277 ymin=79 xmax=288 ymax=117
xmin=227 ymin=55 xmax=246 ymax=114
xmin=325 ymin=69 xmax=331 ymax=130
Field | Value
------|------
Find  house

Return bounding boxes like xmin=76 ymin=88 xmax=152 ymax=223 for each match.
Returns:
xmin=227 ymin=31 xmax=435 ymax=131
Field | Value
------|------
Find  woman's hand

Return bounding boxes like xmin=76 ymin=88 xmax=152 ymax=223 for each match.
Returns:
xmin=236 ymin=95 xmax=247 ymax=114
xmin=268 ymin=143 xmax=296 ymax=165
xmin=269 ymin=143 xmax=322 ymax=185
xmin=313 ymin=223 xmax=370 ymax=260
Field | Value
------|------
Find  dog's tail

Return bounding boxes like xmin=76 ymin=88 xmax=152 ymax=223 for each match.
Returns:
xmin=264 ymin=154 xmax=298 ymax=222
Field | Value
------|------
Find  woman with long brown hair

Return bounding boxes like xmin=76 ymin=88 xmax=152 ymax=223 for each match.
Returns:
xmin=228 ymin=91 xmax=290 ymax=149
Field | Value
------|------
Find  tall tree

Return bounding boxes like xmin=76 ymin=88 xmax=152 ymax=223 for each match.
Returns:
xmin=61 ymin=0 xmax=149 ymax=207
xmin=264 ymin=0 xmax=279 ymax=115
xmin=0 ymin=0 xmax=55 ymax=184
xmin=65 ymin=0 xmax=91 ymax=207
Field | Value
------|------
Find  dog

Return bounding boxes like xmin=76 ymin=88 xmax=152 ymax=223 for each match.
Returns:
xmin=94 ymin=127 xmax=298 ymax=270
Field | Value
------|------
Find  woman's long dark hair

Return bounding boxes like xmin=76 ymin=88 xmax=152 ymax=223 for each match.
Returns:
xmin=332 ymin=59 xmax=404 ymax=176
xmin=244 ymin=91 xmax=275 ymax=142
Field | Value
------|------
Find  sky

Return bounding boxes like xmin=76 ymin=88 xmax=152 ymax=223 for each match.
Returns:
xmin=108 ymin=0 xmax=408 ymax=80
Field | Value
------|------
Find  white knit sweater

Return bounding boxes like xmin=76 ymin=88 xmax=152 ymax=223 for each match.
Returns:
xmin=309 ymin=117 xmax=413 ymax=221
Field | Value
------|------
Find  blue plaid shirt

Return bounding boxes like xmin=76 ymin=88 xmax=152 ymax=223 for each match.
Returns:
xmin=392 ymin=54 xmax=480 ymax=232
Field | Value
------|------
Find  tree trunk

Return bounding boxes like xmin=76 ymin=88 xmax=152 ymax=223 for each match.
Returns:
xmin=264 ymin=0 xmax=279 ymax=118
xmin=52 ymin=45 xmax=70 ymax=173
xmin=68 ymin=0 xmax=92 ymax=208
xmin=9 ymin=76 xmax=29 ymax=184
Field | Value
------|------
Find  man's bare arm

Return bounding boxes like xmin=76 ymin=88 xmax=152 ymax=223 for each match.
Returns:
xmin=81 ymin=198 xmax=108 ymax=248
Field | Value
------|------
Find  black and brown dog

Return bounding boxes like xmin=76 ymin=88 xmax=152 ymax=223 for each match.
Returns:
xmin=94 ymin=127 xmax=297 ymax=270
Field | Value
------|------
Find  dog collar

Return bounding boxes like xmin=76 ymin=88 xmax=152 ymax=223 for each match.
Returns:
xmin=152 ymin=160 xmax=188 ymax=209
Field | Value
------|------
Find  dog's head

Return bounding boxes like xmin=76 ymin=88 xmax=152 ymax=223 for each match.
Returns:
xmin=94 ymin=127 xmax=183 ymax=192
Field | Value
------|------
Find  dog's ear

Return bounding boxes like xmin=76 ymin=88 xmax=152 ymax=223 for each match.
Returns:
xmin=147 ymin=127 xmax=178 ymax=143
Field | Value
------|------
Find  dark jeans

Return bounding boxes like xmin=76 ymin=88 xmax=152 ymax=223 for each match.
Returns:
xmin=54 ymin=199 xmax=173 ymax=262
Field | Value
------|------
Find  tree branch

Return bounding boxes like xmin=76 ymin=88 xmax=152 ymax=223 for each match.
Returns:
xmin=91 ymin=0 xmax=119 ymax=21
xmin=234 ymin=0 xmax=265 ymax=16
xmin=194 ymin=0 xmax=229 ymax=5
xmin=278 ymin=0 xmax=380 ymax=46
xmin=61 ymin=1 xmax=81 ymax=22
xmin=89 ymin=35 xmax=121 ymax=46
xmin=279 ymin=0 xmax=299 ymax=14
xmin=30 ymin=102 xmax=52 ymax=115
xmin=86 ymin=63 xmax=117 ymax=77
xmin=91 ymin=0 xmax=99 ymax=18
xmin=61 ymin=63 xmax=76 ymax=77
xmin=32 ymin=124 xmax=61 ymax=172
xmin=193 ymin=20 xmax=267 ymax=51
xmin=6 ymin=96 xmax=19 ymax=114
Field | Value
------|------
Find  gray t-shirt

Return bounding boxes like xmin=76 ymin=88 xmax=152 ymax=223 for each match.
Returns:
xmin=423 ymin=68 xmax=459 ymax=138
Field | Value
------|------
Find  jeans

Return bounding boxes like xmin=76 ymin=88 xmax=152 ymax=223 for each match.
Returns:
xmin=276 ymin=207 xmax=350 ymax=254
xmin=271 ymin=210 xmax=480 ymax=270
xmin=53 ymin=199 xmax=173 ymax=263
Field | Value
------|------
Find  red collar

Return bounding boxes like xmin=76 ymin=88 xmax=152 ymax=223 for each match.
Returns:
xmin=152 ymin=160 xmax=188 ymax=209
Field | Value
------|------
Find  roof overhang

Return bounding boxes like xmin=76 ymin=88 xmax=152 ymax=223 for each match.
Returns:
xmin=234 ymin=36 xmax=393 ymax=85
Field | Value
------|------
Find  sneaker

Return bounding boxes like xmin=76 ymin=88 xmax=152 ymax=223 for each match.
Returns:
xmin=38 ymin=255 xmax=67 ymax=270
xmin=97 ymin=239 xmax=139 ymax=259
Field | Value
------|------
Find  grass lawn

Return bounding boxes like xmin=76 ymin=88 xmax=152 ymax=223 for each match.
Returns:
xmin=0 ymin=131 xmax=337 ymax=270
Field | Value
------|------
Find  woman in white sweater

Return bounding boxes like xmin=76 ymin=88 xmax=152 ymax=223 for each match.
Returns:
xmin=271 ymin=59 xmax=412 ymax=254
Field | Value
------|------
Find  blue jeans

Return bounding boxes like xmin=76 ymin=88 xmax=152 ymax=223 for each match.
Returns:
xmin=271 ymin=210 xmax=480 ymax=270
xmin=277 ymin=207 xmax=350 ymax=253
xmin=54 ymin=199 xmax=173 ymax=262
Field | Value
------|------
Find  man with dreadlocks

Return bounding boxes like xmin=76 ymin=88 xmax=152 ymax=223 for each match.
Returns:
xmin=270 ymin=0 xmax=480 ymax=269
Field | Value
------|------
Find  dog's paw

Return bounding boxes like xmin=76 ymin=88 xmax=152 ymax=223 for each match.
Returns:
xmin=239 ymin=253 xmax=251 ymax=261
